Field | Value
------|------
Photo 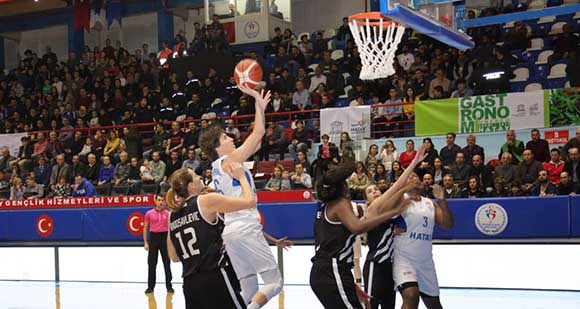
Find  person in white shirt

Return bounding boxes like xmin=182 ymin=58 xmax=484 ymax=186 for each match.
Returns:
xmin=290 ymin=163 xmax=312 ymax=189
xmin=308 ymin=66 xmax=327 ymax=93
xmin=397 ymin=45 xmax=415 ymax=72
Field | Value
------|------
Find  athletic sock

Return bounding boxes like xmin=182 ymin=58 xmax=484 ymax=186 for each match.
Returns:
xmin=247 ymin=302 xmax=261 ymax=309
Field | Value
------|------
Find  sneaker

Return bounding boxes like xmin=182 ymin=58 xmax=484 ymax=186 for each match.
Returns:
xmin=145 ymin=288 xmax=154 ymax=294
xmin=167 ymin=287 xmax=175 ymax=293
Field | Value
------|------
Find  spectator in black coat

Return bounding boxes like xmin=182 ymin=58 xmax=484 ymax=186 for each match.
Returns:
xmin=462 ymin=134 xmax=485 ymax=163
xmin=469 ymin=154 xmax=493 ymax=191
xmin=530 ymin=170 xmax=558 ymax=196
xmin=461 ymin=176 xmax=486 ymax=198
xmin=526 ymin=129 xmax=550 ymax=163
xmin=440 ymin=132 xmax=462 ymax=169
xmin=86 ymin=153 xmax=100 ymax=184
xmin=564 ymin=147 xmax=580 ymax=185
xmin=558 ymin=171 xmax=579 ymax=195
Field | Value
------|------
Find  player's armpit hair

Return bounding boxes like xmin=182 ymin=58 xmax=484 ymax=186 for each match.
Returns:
xmin=200 ymin=125 xmax=225 ymax=161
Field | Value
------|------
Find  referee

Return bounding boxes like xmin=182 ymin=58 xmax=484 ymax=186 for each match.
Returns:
xmin=144 ymin=194 xmax=174 ymax=294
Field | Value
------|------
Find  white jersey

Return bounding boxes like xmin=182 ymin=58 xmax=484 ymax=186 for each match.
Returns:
xmin=393 ymin=196 xmax=435 ymax=263
xmin=212 ymin=155 xmax=261 ymax=232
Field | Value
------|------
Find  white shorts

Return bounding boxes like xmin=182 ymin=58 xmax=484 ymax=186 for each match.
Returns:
xmin=222 ymin=228 xmax=278 ymax=279
xmin=393 ymin=256 xmax=440 ymax=297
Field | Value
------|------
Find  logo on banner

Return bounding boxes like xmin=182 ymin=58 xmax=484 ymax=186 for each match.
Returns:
xmin=244 ymin=21 xmax=260 ymax=39
xmin=329 ymin=120 xmax=344 ymax=143
xmin=127 ymin=212 xmax=145 ymax=236
xmin=545 ymin=130 xmax=569 ymax=145
xmin=36 ymin=214 xmax=54 ymax=238
xmin=475 ymin=203 xmax=508 ymax=235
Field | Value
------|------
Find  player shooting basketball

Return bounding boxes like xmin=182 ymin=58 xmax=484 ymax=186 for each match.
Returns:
xmin=199 ymin=82 xmax=284 ymax=309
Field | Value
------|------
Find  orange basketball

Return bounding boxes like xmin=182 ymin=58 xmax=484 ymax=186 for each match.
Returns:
xmin=233 ymin=59 xmax=263 ymax=89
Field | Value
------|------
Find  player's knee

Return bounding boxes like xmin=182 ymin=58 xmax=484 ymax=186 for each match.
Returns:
xmin=402 ymin=289 xmax=420 ymax=307
xmin=261 ymin=270 xmax=283 ymax=299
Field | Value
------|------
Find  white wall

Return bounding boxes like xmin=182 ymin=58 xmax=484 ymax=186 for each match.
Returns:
xmin=3 ymin=36 xmax=20 ymax=70
xmin=173 ymin=9 xmax=206 ymax=45
xmin=3 ymin=25 xmax=69 ymax=68
xmin=291 ymin=0 xmax=366 ymax=34
xmin=1 ymin=244 xmax=580 ymax=291
xmin=84 ymin=13 xmax=158 ymax=54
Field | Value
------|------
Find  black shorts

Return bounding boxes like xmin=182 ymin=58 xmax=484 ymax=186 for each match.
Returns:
xmin=310 ymin=259 xmax=363 ymax=309
xmin=183 ymin=264 xmax=246 ymax=309
xmin=363 ymin=259 xmax=395 ymax=309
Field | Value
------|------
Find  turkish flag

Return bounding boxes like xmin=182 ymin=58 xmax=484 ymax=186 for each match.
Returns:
xmin=223 ymin=21 xmax=236 ymax=43
xmin=73 ymin=0 xmax=91 ymax=32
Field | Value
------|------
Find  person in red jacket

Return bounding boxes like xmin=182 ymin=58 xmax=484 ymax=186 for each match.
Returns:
xmin=544 ymin=148 xmax=566 ymax=185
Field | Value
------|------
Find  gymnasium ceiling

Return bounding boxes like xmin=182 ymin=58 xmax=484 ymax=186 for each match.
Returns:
xmin=0 ymin=0 xmax=68 ymax=17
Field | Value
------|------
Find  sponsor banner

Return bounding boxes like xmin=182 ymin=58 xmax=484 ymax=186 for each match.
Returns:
xmin=2 ymin=132 xmax=27 ymax=156
xmin=544 ymin=130 xmax=569 ymax=145
xmin=415 ymin=90 xmax=549 ymax=136
xmin=320 ymin=105 xmax=371 ymax=150
xmin=0 ymin=195 xmax=154 ymax=210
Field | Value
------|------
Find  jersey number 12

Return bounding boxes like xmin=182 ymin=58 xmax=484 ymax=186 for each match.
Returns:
xmin=175 ymin=227 xmax=200 ymax=259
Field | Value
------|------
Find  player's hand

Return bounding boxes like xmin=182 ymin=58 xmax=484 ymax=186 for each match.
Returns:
xmin=392 ymin=226 xmax=406 ymax=237
xmin=414 ymin=142 xmax=429 ymax=164
xmin=275 ymin=237 xmax=294 ymax=250
xmin=228 ymin=162 xmax=245 ymax=180
xmin=238 ymin=83 xmax=271 ymax=111
xmin=432 ymin=184 xmax=445 ymax=200
xmin=144 ymin=243 xmax=149 ymax=251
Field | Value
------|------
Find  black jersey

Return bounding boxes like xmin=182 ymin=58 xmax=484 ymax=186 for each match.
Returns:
xmin=169 ymin=195 xmax=227 ymax=279
xmin=366 ymin=220 xmax=394 ymax=264
xmin=312 ymin=202 xmax=356 ymax=266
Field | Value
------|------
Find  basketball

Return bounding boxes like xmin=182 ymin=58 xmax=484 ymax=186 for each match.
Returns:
xmin=233 ymin=59 xmax=263 ymax=89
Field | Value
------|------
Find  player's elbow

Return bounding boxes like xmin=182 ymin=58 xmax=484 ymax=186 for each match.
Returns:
xmin=243 ymin=197 xmax=257 ymax=209
xmin=440 ymin=219 xmax=454 ymax=229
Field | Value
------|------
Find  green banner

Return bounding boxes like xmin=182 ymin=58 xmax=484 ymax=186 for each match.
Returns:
xmin=415 ymin=98 xmax=459 ymax=136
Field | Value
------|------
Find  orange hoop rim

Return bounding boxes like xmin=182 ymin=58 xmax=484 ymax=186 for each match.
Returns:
xmin=348 ymin=12 xmax=399 ymax=27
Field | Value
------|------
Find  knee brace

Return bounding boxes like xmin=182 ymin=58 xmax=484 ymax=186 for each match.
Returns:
xmin=259 ymin=268 xmax=284 ymax=300
xmin=239 ymin=275 xmax=259 ymax=304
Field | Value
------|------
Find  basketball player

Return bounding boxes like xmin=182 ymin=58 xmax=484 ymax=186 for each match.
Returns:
xmin=393 ymin=173 xmax=454 ymax=309
xmin=362 ymin=143 xmax=428 ymax=309
xmin=143 ymin=194 xmax=173 ymax=294
xmin=309 ymin=157 xmax=414 ymax=309
xmin=200 ymin=84 xmax=283 ymax=309
xmin=165 ymin=163 xmax=253 ymax=309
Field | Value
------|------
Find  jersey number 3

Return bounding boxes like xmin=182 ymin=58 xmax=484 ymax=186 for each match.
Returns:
xmin=422 ymin=216 xmax=429 ymax=227
xmin=175 ymin=227 xmax=200 ymax=259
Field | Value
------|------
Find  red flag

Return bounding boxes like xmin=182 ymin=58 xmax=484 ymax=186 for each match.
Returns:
xmin=73 ymin=0 xmax=91 ymax=32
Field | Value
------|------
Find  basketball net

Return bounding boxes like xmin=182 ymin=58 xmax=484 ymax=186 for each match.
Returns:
xmin=348 ymin=13 xmax=405 ymax=80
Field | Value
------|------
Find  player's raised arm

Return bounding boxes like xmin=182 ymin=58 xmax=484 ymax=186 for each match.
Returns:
xmin=334 ymin=197 xmax=410 ymax=235
xmin=225 ymin=84 xmax=271 ymax=164
xmin=199 ymin=162 xmax=257 ymax=214
xmin=432 ymin=184 xmax=455 ymax=229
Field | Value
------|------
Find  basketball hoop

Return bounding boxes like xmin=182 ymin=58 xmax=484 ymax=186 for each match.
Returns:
xmin=348 ymin=12 xmax=405 ymax=80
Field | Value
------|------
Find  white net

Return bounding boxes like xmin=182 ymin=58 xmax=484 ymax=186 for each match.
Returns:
xmin=348 ymin=16 xmax=405 ymax=80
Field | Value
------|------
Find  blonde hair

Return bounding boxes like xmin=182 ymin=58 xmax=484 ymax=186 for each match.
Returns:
xmin=166 ymin=187 xmax=185 ymax=212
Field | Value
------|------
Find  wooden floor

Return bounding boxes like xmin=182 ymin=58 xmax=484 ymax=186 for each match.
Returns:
xmin=2 ymin=281 xmax=580 ymax=309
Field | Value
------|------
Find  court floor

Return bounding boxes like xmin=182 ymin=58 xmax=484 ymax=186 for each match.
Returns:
xmin=2 ymin=281 xmax=580 ymax=309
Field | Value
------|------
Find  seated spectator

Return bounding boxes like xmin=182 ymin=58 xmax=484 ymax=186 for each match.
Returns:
xmin=114 ymin=152 xmax=130 ymax=186
xmin=10 ymin=177 xmax=25 ymax=200
xmin=516 ymin=149 xmax=543 ymax=195
xmin=348 ymin=161 xmax=371 ymax=200
xmin=365 ymin=144 xmax=381 ymax=168
xmin=127 ymin=157 xmax=142 ymax=195
xmin=532 ymin=168 xmax=556 ymax=196
xmin=183 ymin=122 xmax=199 ymax=151
xmin=317 ymin=134 xmax=339 ymax=161
xmin=562 ymin=128 xmax=580 ymax=161
xmin=46 ymin=131 xmax=63 ymax=161
xmin=72 ymin=174 xmax=97 ymax=197
xmin=373 ymin=163 xmax=389 ymax=184
xmin=461 ymin=176 xmax=486 ymax=198
xmin=288 ymin=120 xmax=309 ymax=160
xmin=296 ymin=151 xmax=311 ymax=173
xmin=390 ymin=161 xmax=404 ymax=182
xmin=50 ymin=154 xmax=70 ymax=192
xmin=290 ymin=163 xmax=312 ymax=189
xmin=376 ymin=178 xmax=390 ymax=193
xmin=15 ymin=136 xmax=33 ymax=173
xmin=380 ymin=140 xmax=398 ymax=172
xmin=564 ymin=147 xmax=580 ymax=185
xmin=91 ymin=130 xmax=107 ymax=158
xmin=499 ymin=129 xmax=524 ymax=164
xmin=469 ymin=154 xmax=493 ymax=192
xmin=544 ymin=148 xmax=565 ymax=185
xmin=440 ymin=132 xmax=461 ymax=168
xmin=367 ymin=163 xmax=377 ymax=180
xmin=450 ymin=151 xmax=470 ymax=188
xmin=32 ymin=132 xmax=49 ymax=160
xmin=64 ymin=132 xmax=84 ymax=162
xmin=397 ymin=45 xmax=415 ymax=72
xmin=311 ymin=84 xmax=334 ymax=109
xmin=103 ymin=130 xmax=121 ymax=159
xmin=201 ymin=168 xmax=214 ymax=193
xmin=261 ymin=120 xmax=286 ymax=161
xmin=124 ymin=126 xmax=142 ymax=160
xmin=462 ymin=134 xmax=485 ymax=163
xmin=419 ymin=137 xmax=439 ymax=172
xmin=309 ymin=67 xmax=327 ymax=93
xmin=34 ymin=156 xmax=52 ymax=188
xmin=428 ymin=157 xmax=447 ymax=185
xmin=490 ymin=176 xmax=508 ymax=197
xmin=429 ymin=86 xmax=446 ymax=100
xmin=97 ymin=155 xmax=115 ymax=187
xmin=292 ymin=81 xmax=311 ymax=111
xmin=399 ymin=139 xmax=417 ymax=169
xmin=428 ymin=68 xmax=451 ymax=99
xmin=495 ymin=152 xmax=517 ymax=187
xmin=382 ymin=88 xmax=404 ymax=138
xmin=71 ymin=155 xmax=87 ymax=177
xmin=526 ymin=129 xmax=550 ymax=163
xmin=182 ymin=148 xmax=200 ymax=171
xmin=265 ymin=166 xmax=291 ymax=191
xmin=24 ymin=176 xmax=44 ymax=199
xmin=165 ymin=150 xmax=183 ymax=181
xmin=558 ymin=171 xmax=579 ymax=195
xmin=86 ymin=153 xmax=100 ymax=184
xmin=442 ymin=174 xmax=461 ymax=199
xmin=450 ymin=79 xmax=474 ymax=98
xmin=53 ymin=176 xmax=71 ymax=198
xmin=166 ymin=121 xmax=184 ymax=157
xmin=421 ymin=173 xmax=435 ymax=198
xmin=150 ymin=151 xmax=166 ymax=183
xmin=144 ymin=124 xmax=169 ymax=159
xmin=195 ymin=151 xmax=212 ymax=176
xmin=140 ymin=159 xmax=155 ymax=183
xmin=507 ymin=182 xmax=523 ymax=197
xmin=340 ymin=132 xmax=356 ymax=162
xmin=225 ymin=119 xmax=241 ymax=146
